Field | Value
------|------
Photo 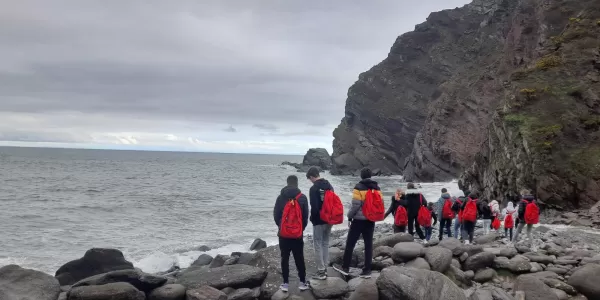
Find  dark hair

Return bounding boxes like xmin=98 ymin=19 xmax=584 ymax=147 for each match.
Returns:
xmin=469 ymin=191 xmax=479 ymax=199
xmin=360 ymin=168 xmax=372 ymax=180
xmin=441 ymin=188 xmax=448 ymax=193
xmin=306 ymin=167 xmax=320 ymax=179
xmin=407 ymin=182 xmax=416 ymax=189
xmin=287 ymin=175 xmax=299 ymax=187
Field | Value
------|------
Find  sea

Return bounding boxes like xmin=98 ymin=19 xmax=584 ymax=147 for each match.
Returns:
xmin=0 ymin=146 xmax=465 ymax=275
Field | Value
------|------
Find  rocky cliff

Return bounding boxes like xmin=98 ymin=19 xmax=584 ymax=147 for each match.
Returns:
xmin=332 ymin=0 xmax=600 ymax=209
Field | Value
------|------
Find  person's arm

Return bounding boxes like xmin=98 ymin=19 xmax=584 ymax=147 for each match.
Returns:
xmin=432 ymin=211 xmax=438 ymax=226
xmin=300 ymin=194 xmax=309 ymax=231
xmin=309 ymin=186 xmax=319 ymax=224
xmin=347 ymin=188 xmax=362 ymax=221
xmin=384 ymin=196 xmax=395 ymax=219
xmin=274 ymin=195 xmax=284 ymax=227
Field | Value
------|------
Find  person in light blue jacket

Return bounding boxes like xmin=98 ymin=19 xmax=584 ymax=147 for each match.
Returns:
xmin=435 ymin=188 xmax=453 ymax=240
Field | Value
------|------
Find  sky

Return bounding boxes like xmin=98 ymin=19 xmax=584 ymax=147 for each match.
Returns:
xmin=0 ymin=0 xmax=469 ymax=154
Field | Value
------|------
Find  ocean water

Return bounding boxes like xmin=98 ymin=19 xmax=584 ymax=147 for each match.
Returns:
xmin=0 ymin=146 xmax=463 ymax=274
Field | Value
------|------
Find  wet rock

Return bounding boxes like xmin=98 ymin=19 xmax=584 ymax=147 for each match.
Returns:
xmin=514 ymin=275 xmax=559 ymax=300
xmin=424 ymin=246 xmax=452 ymax=273
xmin=186 ymin=286 xmax=227 ymax=300
xmin=148 ymin=284 xmax=186 ymax=300
xmin=567 ymin=264 xmax=600 ymax=299
xmin=209 ymin=255 xmax=229 ymax=268
xmin=192 ymin=254 xmax=214 ymax=268
xmin=404 ymin=257 xmax=431 ymax=270
xmin=464 ymin=252 xmax=495 ymax=272
xmin=302 ymin=148 xmax=332 ymax=170
xmin=177 ymin=265 xmax=267 ymax=289
xmin=310 ymin=277 xmax=349 ymax=299
xmin=474 ymin=268 xmax=496 ymax=283
xmin=250 ymin=239 xmax=267 ymax=251
xmin=377 ymin=266 xmax=467 ymax=300
xmin=233 ymin=253 xmax=254 ymax=266
xmin=55 ymin=248 xmax=134 ymax=286
xmin=348 ymin=278 xmax=378 ymax=300
xmin=0 ymin=265 xmax=61 ymax=300
xmin=392 ymin=242 xmax=423 ymax=263
xmin=68 ymin=282 xmax=145 ymax=300
xmin=540 ymin=278 xmax=577 ymax=295
xmin=71 ymin=269 xmax=167 ymax=293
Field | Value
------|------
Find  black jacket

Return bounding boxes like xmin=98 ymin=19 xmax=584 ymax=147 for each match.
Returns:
xmin=518 ymin=196 xmax=536 ymax=220
xmin=384 ymin=195 xmax=406 ymax=219
xmin=308 ymin=179 xmax=334 ymax=226
xmin=274 ymin=186 xmax=309 ymax=235
xmin=479 ymin=202 xmax=492 ymax=219
xmin=403 ymin=191 xmax=427 ymax=217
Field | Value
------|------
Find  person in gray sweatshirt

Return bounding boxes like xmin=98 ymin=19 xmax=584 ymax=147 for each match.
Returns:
xmin=436 ymin=188 xmax=453 ymax=240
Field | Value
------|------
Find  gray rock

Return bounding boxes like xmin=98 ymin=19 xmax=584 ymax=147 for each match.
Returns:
xmin=454 ymin=245 xmax=484 ymax=257
xmin=224 ymin=257 xmax=239 ymax=266
xmin=227 ymin=288 xmax=254 ymax=300
xmin=195 ymin=245 xmax=212 ymax=252
xmin=55 ymin=248 xmax=134 ymax=286
xmin=310 ymin=277 xmax=349 ymax=299
xmin=148 ymin=284 xmax=186 ymax=300
xmin=546 ymin=266 xmax=569 ymax=275
xmin=270 ymin=290 xmax=289 ymax=300
xmin=515 ymin=245 xmax=531 ymax=254
xmin=302 ymin=148 xmax=332 ymax=170
xmin=348 ymin=278 xmax=379 ymax=300
xmin=530 ymin=262 xmax=543 ymax=273
xmin=523 ymin=253 xmax=554 ymax=264
xmin=474 ymin=233 xmax=500 ymax=245
xmin=567 ymin=264 xmax=600 ymax=300
xmin=209 ymin=255 xmax=229 ymax=268
xmin=373 ymin=246 xmax=394 ymax=258
xmin=540 ymin=278 xmax=577 ymax=295
xmin=508 ymin=255 xmax=532 ymax=274
xmin=473 ymin=268 xmax=496 ymax=283
xmin=58 ymin=292 xmax=67 ymax=300
xmin=520 ymin=271 xmax=559 ymax=280
xmin=177 ymin=264 xmax=267 ymax=289
xmin=460 ymin=252 xmax=469 ymax=262
xmin=68 ymin=282 xmax=145 ymax=300
xmin=439 ymin=238 xmax=463 ymax=253
xmin=348 ymin=275 xmax=379 ymax=291
xmin=451 ymin=259 xmax=461 ymax=269
xmin=192 ymin=254 xmax=214 ymax=267
xmin=493 ymin=257 xmax=511 ymax=269
xmin=424 ymin=246 xmax=452 ymax=273
xmin=375 ymin=233 xmax=414 ymax=248
xmin=514 ymin=275 xmax=559 ymax=300
xmin=250 ymin=239 xmax=267 ymax=251
xmin=377 ymin=266 xmax=467 ymax=300
xmin=404 ymin=257 xmax=431 ymax=270
xmin=372 ymin=258 xmax=394 ymax=271
xmin=550 ymin=288 xmax=568 ymax=300
xmin=221 ymin=287 xmax=235 ymax=295
xmin=235 ymin=253 xmax=255 ymax=266
xmin=71 ymin=269 xmax=167 ymax=293
xmin=329 ymin=247 xmax=344 ymax=266
xmin=186 ymin=286 xmax=227 ymax=300
xmin=554 ymin=259 xmax=578 ymax=266
xmin=0 ymin=265 xmax=61 ymax=300
xmin=468 ymin=286 xmax=514 ymax=300
xmin=392 ymin=242 xmax=423 ymax=262
xmin=464 ymin=252 xmax=495 ymax=271
xmin=444 ymin=265 xmax=472 ymax=289
xmin=464 ymin=270 xmax=475 ymax=280
xmin=499 ymin=247 xmax=518 ymax=258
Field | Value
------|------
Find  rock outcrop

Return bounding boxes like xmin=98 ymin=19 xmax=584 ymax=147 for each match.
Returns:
xmin=282 ymin=148 xmax=332 ymax=173
xmin=0 ymin=265 xmax=61 ymax=300
xmin=55 ymin=248 xmax=134 ymax=286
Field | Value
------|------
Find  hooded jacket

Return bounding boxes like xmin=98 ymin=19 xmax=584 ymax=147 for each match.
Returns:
xmin=403 ymin=189 xmax=427 ymax=217
xmin=347 ymin=178 xmax=382 ymax=221
xmin=502 ymin=202 xmax=518 ymax=222
xmin=384 ymin=195 xmax=406 ymax=219
xmin=273 ymin=185 xmax=309 ymax=237
xmin=308 ymin=178 xmax=334 ymax=226
xmin=489 ymin=200 xmax=500 ymax=217
xmin=436 ymin=193 xmax=453 ymax=219
xmin=518 ymin=195 xmax=536 ymax=220
xmin=479 ymin=201 xmax=492 ymax=219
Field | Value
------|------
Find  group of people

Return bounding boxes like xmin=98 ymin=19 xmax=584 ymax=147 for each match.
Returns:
xmin=272 ymin=167 xmax=540 ymax=293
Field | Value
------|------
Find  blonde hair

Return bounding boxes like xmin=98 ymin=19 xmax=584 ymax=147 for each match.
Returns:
xmin=520 ymin=189 xmax=530 ymax=196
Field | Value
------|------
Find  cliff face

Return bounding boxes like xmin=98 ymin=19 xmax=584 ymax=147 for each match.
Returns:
xmin=332 ymin=0 xmax=600 ymax=208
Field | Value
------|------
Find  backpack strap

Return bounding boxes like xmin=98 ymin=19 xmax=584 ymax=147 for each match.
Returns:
xmin=294 ymin=193 xmax=302 ymax=201
xmin=419 ymin=194 xmax=423 ymax=206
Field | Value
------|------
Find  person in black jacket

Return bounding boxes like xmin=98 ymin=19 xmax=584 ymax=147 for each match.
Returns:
xmin=306 ymin=167 xmax=335 ymax=280
xmin=404 ymin=182 xmax=427 ymax=240
xmin=460 ymin=192 xmax=479 ymax=244
xmin=512 ymin=189 xmax=536 ymax=243
xmin=273 ymin=175 xmax=310 ymax=292
xmin=479 ymin=199 xmax=492 ymax=235
xmin=384 ymin=189 xmax=406 ymax=233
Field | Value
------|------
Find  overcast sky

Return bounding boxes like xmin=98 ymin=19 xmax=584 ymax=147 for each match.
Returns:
xmin=0 ymin=0 xmax=469 ymax=154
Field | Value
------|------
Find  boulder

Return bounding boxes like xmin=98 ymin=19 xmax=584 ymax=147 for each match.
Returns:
xmin=71 ymin=269 xmax=167 ymax=293
xmin=514 ymin=275 xmax=559 ymax=300
xmin=348 ymin=278 xmax=379 ymax=300
xmin=444 ymin=265 xmax=472 ymax=289
xmin=233 ymin=253 xmax=255 ymax=266
xmin=473 ymin=233 xmax=500 ymax=245
xmin=310 ymin=277 xmax=349 ymax=299
xmin=567 ymin=264 xmax=600 ymax=299
xmin=404 ymin=257 xmax=431 ymax=270
xmin=468 ymin=286 xmax=514 ymax=300
xmin=192 ymin=254 xmax=214 ymax=267
xmin=551 ymin=288 xmax=568 ymax=300
xmin=439 ymin=238 xmax=462 ymax=253
xmin=329 ymin=247 xmax=344 ymax=265
xmin=209 ymin=255 xmax=229 ymax=268
xmin=392 ymin=242 xmax=423 ymax=263
xmin=454 ymin=245 xmax=484 ymax=257
xmin=58 ymin=292 xmax=67 ymax=300
xmin=424 ymin=247 xmax=452 ymax=273
xmin=473 ymin=268 xmax=496 ymax=283
xmin=148 ymin=284 xmax=186 ymax=300
xmin=375 ymin=233 xmax=414 ymax=248
xmin=493 ymin=257 xmax=511 ymax=269
xmin=250 ymin=239 xmax=267 ymax=251
xmin=227 ymin=288 xmax=254 ymax=300
xmin=499 ymin=247 xmax=518 ymax=258
xmin=55 ymin=248 xmax=134 ymax=286
xmin=68 ymin=282 xmax=145 ymax=300
xmin=530 ymin=262 xmax=543 ymax=273
xmin=0 ymin=265 xmax=61 ymax=300
xmin=177 ymin=265 xmax=267 ymax=289
xmin=302 ymin=148 xmax=332 ymax=170
xmin=373 ymin=246 xmax=394 ymax=258
xmin=377 ymin=266 xmax=467 ymax=300
xmin=464 ymin=252 xmax=495 ymax=271
xmin=523 ymin=253 xmax=554 ymax=264
xmin=372 ymin=258 xmax=394 ymax=271
xmin=508 ymin=255 xmax=532 ymax=274
xmin=540 ymin=278 xmax=577 ymax=295
xmin=186 ymin=286 xmax=227 ymax=300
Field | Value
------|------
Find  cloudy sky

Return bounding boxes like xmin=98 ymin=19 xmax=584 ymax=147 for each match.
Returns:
xmin=0 ymin=0 xmax=469 ymax=154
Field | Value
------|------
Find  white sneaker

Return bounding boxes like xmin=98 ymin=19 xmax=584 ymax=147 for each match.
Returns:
xmin=464 ymin=240 xmax=470 ymax=245
xmin=423 ymin=240 xmax=429 ymax=245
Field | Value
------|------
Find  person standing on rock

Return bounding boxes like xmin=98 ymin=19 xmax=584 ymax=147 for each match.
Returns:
xmin=502 ymin=201 xmax=518 ymax=241
xmin=404 ymin=182 xmax=427 ymax=240
xmin=512 ymin=190 xmax=538 ymax=243
xmin=384 ymin=189 xmax=408 ymax=233
xmin=335 ymin=168 xmax=382 ymax=278
xmin=489 ymin=199 xmax=500 ymax=232
xmin=273 ymin=175 xmax=310 ymax=292
xmin=461 ymin=192 xmax=479 ymax=244
xmin=479 ymin=199 xmax=492 ymax=235
xmin=436 ymin=188 xmax=454 ymax=240
xmin=306 ymin=166 xmax=335 ymax=280
xmin=452 ymin=194 xmax=466 ymax=240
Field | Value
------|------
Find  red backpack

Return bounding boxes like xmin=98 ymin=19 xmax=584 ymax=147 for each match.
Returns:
xmin=491 ymin=217 xmax=501 ymax=230
xmin=524 ymin=200 xmax=539 ymax=224
xmin=320 ymin=190 xmax=344 ymax=225
xmin=394 ymin=206 xmax=408 ymax=226
xmin=462 ymin=198 xmax=478 ymax=222
xmin=417 ymin=195 xmax=432 ymax=227
xmin=362 ymin=189 xmax=385 ymax=222
xmin=442 ymin=199 xmax=454 ymax=219
xmin=280 ymin=193 xmax=303 ymax=239
xmin=504 ymin=211 xmax=515 ymax=229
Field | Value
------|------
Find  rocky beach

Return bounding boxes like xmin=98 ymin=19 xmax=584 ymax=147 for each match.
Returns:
xmin=3 ymin=220 xmax=600 ymax=300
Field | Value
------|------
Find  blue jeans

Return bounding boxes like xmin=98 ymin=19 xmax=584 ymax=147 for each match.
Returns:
xmin=424 ymin=226 xmax=433 ymax=241
xmin=453 ymin=217 xmax=462 ymax=239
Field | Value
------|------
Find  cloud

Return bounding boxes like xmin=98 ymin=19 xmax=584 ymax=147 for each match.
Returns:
xmin=0 ymin=0 xmax=470 ymax=153
xmin=224 ymin=125 xmax=237 ymax=133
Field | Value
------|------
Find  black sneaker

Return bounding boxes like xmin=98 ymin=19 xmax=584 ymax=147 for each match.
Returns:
xmin=359 ymin=270 xmax=372 ymax=279
xmin=332 ymin=264 xmax=349 ymax=276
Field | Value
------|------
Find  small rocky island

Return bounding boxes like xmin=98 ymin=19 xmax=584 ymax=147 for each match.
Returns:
xmin=282 ymin=148 xmax=332 ymax=173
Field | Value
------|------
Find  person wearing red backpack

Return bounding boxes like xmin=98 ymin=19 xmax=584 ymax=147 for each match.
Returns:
xmin=403 ymin=182 xmax=427 ymax=241
xmin=334 ymin=168 xmax=382 ymax=279
xmin=273 ymin=175 xmax=310 ymax=292
xmin=460 ymin=192 xmax=479 ymax=245
xmin=306 ymin=167 xmax=336 ymax=280
xmin=436 ymin=188 xmax=454 ymax=240
xmin=502 ymin=201 xmax=518 ymax=241
xmin=512 ymin=189 xmax=538 ymax=243
xmin=384 ymin=189 xmax=408 ymax=233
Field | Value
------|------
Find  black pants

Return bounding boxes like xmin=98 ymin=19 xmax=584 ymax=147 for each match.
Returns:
xmin=439 ymin=218 xmax=452 ymax=240
xmin=505 ymin=228 xmax=514 ymax=240
xmin=343 ymin=219 xmax=375 ymax=271
xmin=408 ymin=215 xmax=425 ymax=239
xmin=279 ymin=237 xmax=306 ymax=284
xmin=393 ymin=225 xmax=406 ymax=233
xmin=463 ymin=221 xmax=475 ymax=243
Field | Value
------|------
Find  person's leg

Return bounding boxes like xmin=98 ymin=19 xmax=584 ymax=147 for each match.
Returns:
xmin=414 ymin=218 xmax=425 ymax=239
xmin=468 ymin=222 xmax=475 ymax=243
xmin=509 ymin=228 xmax=513 ymax=241
xmin=279 ymin=238 xmax=291 ymax=284
xmin=446 ymin=219 xmax=452 ymax=237
xmin=408 ymin=215 xmax=416 ymax=236
xmin=361 ymin=220 xmax=375 ymax=273
xmin=426 ymin=227 xmax=432 ymax=241
xmin=526 ymin=224 xmax=533 ymax=241
xmin=439 ymin=219 xmax=445 ymax=240
xmin=454 ymin=218 xmax=460 ymax=239
xmin=483 ymin=220 xmax=490 ymax=235
xmin=504 ymin=228 xmax=508 ymax=238
xmin=312 ymin=225 xmax=325 ymax=272
xmin=342 ymin=221 xmax=362 ymax=269
xmin=399 ymin=226 xmax=406 ymax=233
xmin=322 ymin=225 xmax=332 ymax=268
xmin=512 ymin=223 xmax=525 ymax=243
xmin=393 ymin=225 xmax=400 ymax=233
xmin=291 ymin=239 xmax=306 ymax=283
